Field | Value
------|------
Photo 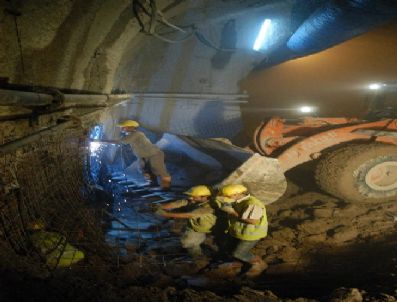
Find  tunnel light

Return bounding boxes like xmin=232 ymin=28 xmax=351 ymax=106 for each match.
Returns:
xmin=90 ymin=141 xmax=101 ymax=153
xmin=253 ymin=19 xmax=272 ymax=51
xmin=298 ymin=106 xmax=315 ymax=113
xmin=368 ymin=83 xmax=386 ymax=90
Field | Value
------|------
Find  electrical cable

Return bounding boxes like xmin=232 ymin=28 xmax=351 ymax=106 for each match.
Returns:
xmin=156 ymin=10 xmax=186 ymax=33
xmin=132 ymin=0 xmax=194 ymax=43
xmin=133 ymin=0 xmax=186 ymax=35
xmin=132 ymin=1 xmax=146 ymax=31
xmin=131 ymin=0 xmax=251 ymax=51
xmin=148 ymin=0 xmax=157 ymax=34
xmin=195 ymin=31 xmax=236 ymax=52
xmin=151 ymin=28 xmax=196 ymax=44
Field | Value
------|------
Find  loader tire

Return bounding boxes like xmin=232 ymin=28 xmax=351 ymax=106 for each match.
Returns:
xmin=315 ymin=143 xmax=397 ymax=203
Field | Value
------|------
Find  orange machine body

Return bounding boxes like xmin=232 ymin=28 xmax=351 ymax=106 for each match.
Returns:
xmin=254 ymin=117 xmax=397 ymax=172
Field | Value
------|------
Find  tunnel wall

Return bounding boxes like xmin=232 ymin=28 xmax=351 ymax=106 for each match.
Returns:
xmin=121 ymin=98 xmax=243 ymax=138
xmin=0 ymin=0 xmax=278 ymax=140
xmin=0 ymin=0 xmax=181 ymax=93
xmin=111 ymin=2 xmax=294 ymax=137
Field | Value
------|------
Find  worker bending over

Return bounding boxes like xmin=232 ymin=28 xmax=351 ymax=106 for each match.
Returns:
xmin=155 ymin=185 xmax=216 ymax=258
xmin=215 ymin=184 xmax=268 ymax=277
xmin=96 ymin=120 xmax=171 ymax=189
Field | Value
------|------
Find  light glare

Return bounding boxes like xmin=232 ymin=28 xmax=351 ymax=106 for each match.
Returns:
xmin=369 ymin=83 xmax=381 ymax=90
xmin=299 ymin=106 xmax=314 ymax=113
xmin=90 ymin=142 xmax=101 ymax=153
xmin=253 ymin=19 xmax=272 ymax=51
xmin=368 ymin=83 xmax=386 ymax=90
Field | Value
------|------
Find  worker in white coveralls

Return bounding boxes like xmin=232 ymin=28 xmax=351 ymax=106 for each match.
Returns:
xmin=96 ymin=120 xmax=171 ymax=189
xmin=154 ymin=185 xmax=216 ymax=258
xmin=214 ymin=184 xmax=268 ymax=277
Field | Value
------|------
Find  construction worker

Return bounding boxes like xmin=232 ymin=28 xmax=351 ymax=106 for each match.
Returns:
xmin=214 ymin=184 xmax=268 ymax=277
xmin=96 ymin=120 xmax=171 ymax=189
xmin=27 ymin=220 xmax=85 ymax=269
xmin=154 ymin=185 xmax=216 ymax=258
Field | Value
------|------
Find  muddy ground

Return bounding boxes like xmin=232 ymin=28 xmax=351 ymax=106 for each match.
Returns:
xmin=1 ymin=164 xmax=396 ymax=302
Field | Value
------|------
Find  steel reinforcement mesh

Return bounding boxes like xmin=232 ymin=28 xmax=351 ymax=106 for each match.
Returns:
xmin=0 ymin=124 xmax=115 ymax=274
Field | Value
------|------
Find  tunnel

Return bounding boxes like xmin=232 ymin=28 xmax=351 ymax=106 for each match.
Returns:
xmin=1 ymin=1 xmax=397 ymax=301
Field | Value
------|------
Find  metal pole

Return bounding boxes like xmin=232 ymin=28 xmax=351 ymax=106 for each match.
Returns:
xmin=133 ymin=92 xmax=249 ymax=99
xmin=0 ymin=89 xmax=133 ymax=107
xmin=0 ymin=119 xmax=77 ymax=154
xmin=0 ymin=89 xmax=248 ymax=106
xmin=0 ymin=89 xmax=54 ymax=106
xmin=0 ymin=109 xmax=105 ymax=153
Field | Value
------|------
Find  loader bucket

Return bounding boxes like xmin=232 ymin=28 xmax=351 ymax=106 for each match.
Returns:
xmin=120 ymin=133 xmax=287 ymax=203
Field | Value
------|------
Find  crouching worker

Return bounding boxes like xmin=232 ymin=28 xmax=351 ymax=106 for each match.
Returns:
xmin=28 ymin=220 xmax=85 ymax=269
xmin=154 ymin=185 xmax=216 ymax=258
xmin=215 ymin=184 xmax=268 ymax=277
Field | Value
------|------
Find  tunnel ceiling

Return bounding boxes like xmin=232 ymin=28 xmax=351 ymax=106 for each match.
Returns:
xmin=1 ymin=1 xmax=397 ymax=95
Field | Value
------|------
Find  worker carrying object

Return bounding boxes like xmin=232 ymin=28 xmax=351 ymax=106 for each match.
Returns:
xmin=214 ymin=184 xmax=268 ymax=278
xmin=154 ymin=185 xmax=216 ymax=258
xmin=95 ymin=120 xmax=171 ymax=189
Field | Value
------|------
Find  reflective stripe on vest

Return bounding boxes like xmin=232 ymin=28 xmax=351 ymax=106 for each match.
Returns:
xmin=229 ymin=196 xmax=268 ymax=241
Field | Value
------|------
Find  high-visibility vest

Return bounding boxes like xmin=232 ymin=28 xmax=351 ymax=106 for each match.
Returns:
xmin=188 ymin=202 xmax=216 ymax=233
xmin=228 ymin=196 xmax=268 ymax=241
xmin=31 ymin=231 xmax=85 ymax=268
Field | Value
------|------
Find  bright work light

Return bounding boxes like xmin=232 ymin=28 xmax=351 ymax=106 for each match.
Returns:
xmin=90 ymin=142 xmax=101 ymax=153
xmin=298 ymin=106 xmax=315 ymax=113
xmin=368 ymin=83 xmax=386 ymax=90
xmin=253 ymin=19 xmax=272 ymax=51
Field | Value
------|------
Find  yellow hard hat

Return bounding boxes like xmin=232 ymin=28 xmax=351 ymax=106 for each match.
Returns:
xmin=221 ymin=184 xmax=248 ymax=197
xmin=184 ymin=185 xmax=211 ymax=197
xmin=117 ymin=120 xmax=139 ymax=128
xmin=28 ymin=220 xmax=45 ymax=231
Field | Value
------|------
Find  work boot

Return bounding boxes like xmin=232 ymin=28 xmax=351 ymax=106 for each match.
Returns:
xmin=160 ymin=176 xmax=171 ymax=189
xmin=211 ymin=261 xmax=243 ymax=278
xmin=245 ymin=256 xmax=268 ymax=278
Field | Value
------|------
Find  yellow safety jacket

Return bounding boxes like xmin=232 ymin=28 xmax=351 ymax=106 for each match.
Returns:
xmin=31 ymin=231 xmax=85 ymax=268
xmin=188 ymin=202 xmax=216 ymax=233
xmin=228 ymin=196 xmax=268 ymax=241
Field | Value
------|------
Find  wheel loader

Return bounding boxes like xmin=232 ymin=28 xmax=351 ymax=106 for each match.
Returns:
xmin=219 ymin=101 xmax=397 ymax=204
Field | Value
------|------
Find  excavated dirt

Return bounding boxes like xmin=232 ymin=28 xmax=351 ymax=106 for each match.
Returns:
xmin=1 ymin=164 xmax=396 ymax=302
